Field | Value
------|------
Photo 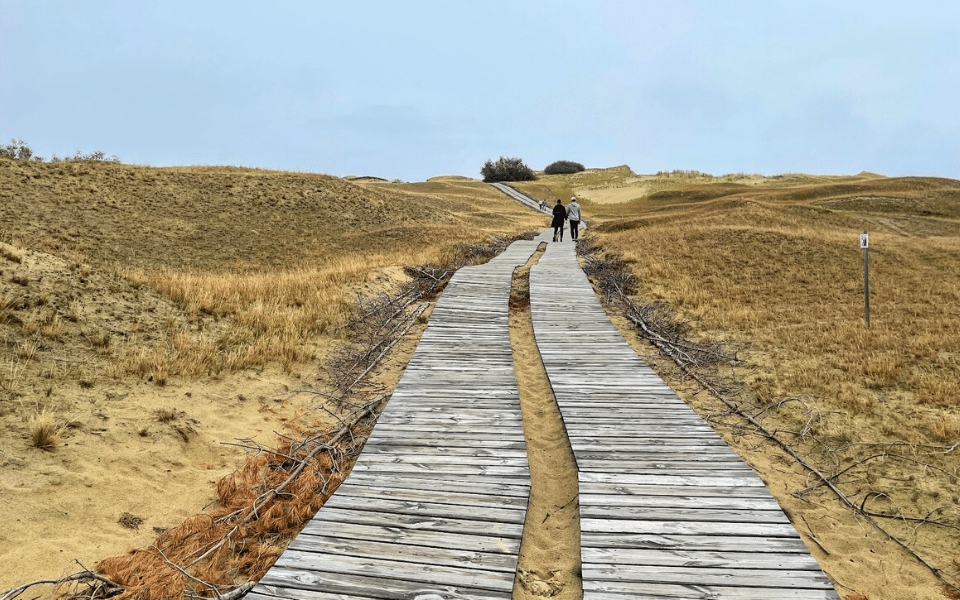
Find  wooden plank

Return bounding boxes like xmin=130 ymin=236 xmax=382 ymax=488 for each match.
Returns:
xmin=258 ymin=566 xmax=513 ymax=600
xmin=338 ymin=474 xmax=531 ymax=496
xmin=579 ymin=505 xmax=791 ymax=524
xmin=349 ymin=462 xmax=529 ymax=477
xmin=579 ymin=531 xmax=817 ymax=553
xmin=319 ymin=495 xmax=527 ymax=524
xmin=353 ymin=454 xmax=529 ymax=467
xmin=586 ymin=563 xmax=836 ymax=588
xmin=297 ymin=521 xmax=522 ymax=554
xmin=577 ymin=481 xmax=778 ymax=500
xmin=578 ymin=492 xmax=786 ymax=511
xmin=363 ymin=437 xmax=527 ymax=459
xmin=580 ymin=547 xmax=824 ymax=570
xmin=575 ymin=464 xmax=758 ymax=477
xmin=307 ymin=507 xmax=525 ymax=537
xmin=288 ymin=535 xmax=520 ymax=572
xmin=580 ymin=517 xmax=800 ymax=538
xmin=578 ymin=471 xmax=765 ymax=488
xmin=582 ymin=581 xmax=839 ymax=600
xmin=330 ymin=484 xmax=531 ymax=509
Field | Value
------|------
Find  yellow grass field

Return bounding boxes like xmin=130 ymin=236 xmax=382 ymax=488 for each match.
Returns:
xmin=0 ymin=158 xmax=543 ymax=590
xmin=2 ymin=157 xmax=959 ymax=600
xmin=515 ymin=167 xmax=960 ymax=600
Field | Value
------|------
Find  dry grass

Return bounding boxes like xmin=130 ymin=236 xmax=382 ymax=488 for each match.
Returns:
xmin=29 ymin=409 xmax=64 ymax=450
xmin=0 ymin=157 xmax=547 ymax=594
xmin=8 ymin=154 xmax=954 ymax=596
xmin=0 ymin=158 xmax=545 ymax=390
xmin=0 ymin=242 xmax=22 ymax=264
xmin=524 ymin=167 xmax=960 ymax=597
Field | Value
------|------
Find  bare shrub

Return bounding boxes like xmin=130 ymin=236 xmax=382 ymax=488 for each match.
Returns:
xmin=0 ymin=138 xmax=34 ymax=160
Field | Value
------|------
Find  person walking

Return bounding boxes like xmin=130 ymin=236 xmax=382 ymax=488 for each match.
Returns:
xmin=566 ymin=196 xmax=582 ymax=241
xmin=551 ymin=199 xmax=566 ymax=242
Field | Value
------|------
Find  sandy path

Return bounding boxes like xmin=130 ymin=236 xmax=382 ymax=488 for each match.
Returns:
xmin=510 ymin=244 xmax=582 ymax=599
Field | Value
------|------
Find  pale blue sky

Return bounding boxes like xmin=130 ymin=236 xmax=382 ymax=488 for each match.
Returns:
xmin=2 ymin=1 xmax=958 ymax=181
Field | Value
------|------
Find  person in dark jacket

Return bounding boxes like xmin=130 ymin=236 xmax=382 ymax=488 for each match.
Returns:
xmin=551 ymin=199 xmax=566 ymax=242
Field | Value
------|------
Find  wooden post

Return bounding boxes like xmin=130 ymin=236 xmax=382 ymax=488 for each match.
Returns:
xmin=860 ymin=232 xmax=870 ymax=326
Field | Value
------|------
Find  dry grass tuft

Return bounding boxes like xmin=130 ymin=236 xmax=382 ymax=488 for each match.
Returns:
xmin=155 ymin=408 xmax=179 ymax=423
xmin=118 ymin=512 xmax=144 ymax=530
xmin=29 ymin=410 xmax=63 ymax=450
xmin=0 ymin=243 xmax=22 ymax=263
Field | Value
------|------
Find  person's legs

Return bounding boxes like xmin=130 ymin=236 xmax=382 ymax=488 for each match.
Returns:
xmin=570 ymin=220 xmax=579 ymax=240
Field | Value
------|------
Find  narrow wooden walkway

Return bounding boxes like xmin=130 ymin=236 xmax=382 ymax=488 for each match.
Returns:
xmin=529 ymin=240 xmax=840 ymax=599
xmin=489 ymin=182 xmax=551 ymax=214
xmin=250 ymin=241 xmax=541 ymax=600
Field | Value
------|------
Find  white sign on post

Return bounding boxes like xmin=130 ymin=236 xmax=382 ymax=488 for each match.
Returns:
xmin=861 ymin=231 xmax=870 ymax=326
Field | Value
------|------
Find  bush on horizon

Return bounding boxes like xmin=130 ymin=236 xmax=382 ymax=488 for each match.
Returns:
xmin=480 ymin=156 xmax=536 ymax=183
xmin=1 ymin=138 xmax=37 ymax=161
xmin=544 ymin=160 xmax=585 ymax=175
xmin=1 ymin=138 xmax=119 ymax=163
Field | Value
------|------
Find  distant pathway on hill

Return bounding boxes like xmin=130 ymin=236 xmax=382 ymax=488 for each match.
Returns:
xmin=490 ymin=182 xmax=550 ymax=214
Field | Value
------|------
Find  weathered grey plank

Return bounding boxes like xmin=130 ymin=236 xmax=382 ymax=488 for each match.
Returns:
xmin=579 ymin=531 xmax=819 ymax=553
xmin=287 ymin=535 xmax=519 ymax=571
xmin=318 ymin=495 xmax=527 ymax=524
xmin=329 ymin=484 xmax=531 ymax=508
xmin=257 ymin=567 xmax=513 ymax=600
xmin=580 ymin=547 xmax=824 ymax=570
xmin=337 ymin=473 xmax=531 ymax=496
xmin=297 ymin=521 xmax=522 ymax=554
xmin=582 ymin=581 xmax=839 ymax=600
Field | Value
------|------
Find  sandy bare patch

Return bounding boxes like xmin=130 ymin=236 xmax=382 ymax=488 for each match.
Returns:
xmin=510 ymin=245 xmax=582 ymax=600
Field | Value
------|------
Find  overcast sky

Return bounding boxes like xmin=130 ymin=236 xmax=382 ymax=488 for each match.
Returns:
xmin=2 ymin=1 xmax=958 ymax=181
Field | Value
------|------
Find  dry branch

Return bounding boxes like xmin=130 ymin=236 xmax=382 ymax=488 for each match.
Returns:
xmin=0 ymin=566 xmax=122 ymax=600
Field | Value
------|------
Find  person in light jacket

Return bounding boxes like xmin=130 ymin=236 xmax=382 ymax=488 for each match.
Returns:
xmin=551 ymin=199 xmax=566 ymax=242
xmin=566 ymin=196 xmax=582 ymax=241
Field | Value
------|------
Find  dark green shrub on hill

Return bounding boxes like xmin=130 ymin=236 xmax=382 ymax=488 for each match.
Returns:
xmin=481 ymin=156 xmax=536 ymax=183
xmin=544 ymin=160 xmax=585 ymax=175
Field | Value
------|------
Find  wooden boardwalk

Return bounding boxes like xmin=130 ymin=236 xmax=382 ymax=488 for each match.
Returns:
xmin=250 ymin=205 xmax=839 ymax=599
xmin=489 ymin=182 xmax=551 ymax=214
xmin=250 ymin=241 xmax=542 ymax=600
xmin=529 ymin=240 xmax=840 ymax=599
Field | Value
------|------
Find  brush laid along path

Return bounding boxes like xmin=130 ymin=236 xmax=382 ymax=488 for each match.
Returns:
xmin=249 ymin=240 xmax=542 ymax=600
xmin=529 ymin=240 xmax=840 ymax=599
